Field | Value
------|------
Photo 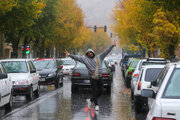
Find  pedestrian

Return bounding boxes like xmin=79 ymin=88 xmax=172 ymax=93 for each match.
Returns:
xmin=64 ymin=40 xmax=116 ymax=111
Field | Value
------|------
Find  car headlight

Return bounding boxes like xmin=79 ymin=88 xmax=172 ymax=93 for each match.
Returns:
xmin=48 ymin=73 xmax=55 ymax=77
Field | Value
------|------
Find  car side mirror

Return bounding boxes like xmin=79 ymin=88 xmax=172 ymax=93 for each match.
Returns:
xmin=141 ymin=89 xmax=156 ymax=99
xmin=0 ymin=73 xmax=8 ymax=79
xmin=30 ymin=69 xmax=36 ymax=73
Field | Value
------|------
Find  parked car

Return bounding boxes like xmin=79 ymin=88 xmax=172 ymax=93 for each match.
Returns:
xmin=142 ymin=62 xmax=180 ymax=120
xmin=58 ymin=58 xmax=76 ymax=75
xmin=104 ymin=57 xmax=117 ymax=71
xmin=0 ymin=63 xmax=13 ymax=111
xmin=0 ymin=59 xmax=39 ymax=100
xmin=134 ymin=65 xmax=164 ymax=112
xmin=125 ymin=58 xmax=140 ymax=88
xmin=33 ymin=58 xmax=63 ymax=88
xmin=121 ymin=54 xmax=144 ymax=77
xmin=71 ymin=61 xmax=112 ymax=94
xmin=131 ymin=58 xmax=168 ymax=100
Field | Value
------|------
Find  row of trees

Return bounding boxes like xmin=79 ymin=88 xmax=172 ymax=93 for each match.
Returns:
xmin=0 ymin=0 xmax=111 ymax=58
xmin=113 ymin=0 xmax=180 ymax=59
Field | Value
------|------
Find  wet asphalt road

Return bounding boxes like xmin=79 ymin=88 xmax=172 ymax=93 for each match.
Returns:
xmin=0 ymin=64 xmax=147 ymax=120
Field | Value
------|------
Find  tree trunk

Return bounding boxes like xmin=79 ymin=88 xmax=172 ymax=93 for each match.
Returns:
xmin=40 ymin=39 xmax=45 ymax=58
xmin=0 ymin=33 xmax=5 ymax=59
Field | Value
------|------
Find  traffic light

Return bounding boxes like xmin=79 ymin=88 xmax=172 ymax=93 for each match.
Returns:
xmin=21 ymin=45 xmax=24 ymax=54
xmin=94 ymin=25 xmax=97 ymax=32
xmin=25 ymin=45 xmax=30 ymax=54
xmin=104 ymin=25 xmax=107 ymax=32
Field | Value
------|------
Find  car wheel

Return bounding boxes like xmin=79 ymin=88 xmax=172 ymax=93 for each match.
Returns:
xmin=34 ymin=84 xmax=40 ymax=97
xmin=26 ymin=87 xmax=33 ymax=100
xmin=131 ymin=91 xmax=134 ymax=100
xmin=135 ymin=99 xmax=142 ymax=113
xmin=106 ymin=86 xmax=111 ymax=94
xmin=5 ymin=92 xmax=13 ymax=111
xmin=71 ymin=84 xmax=77 ymax=93
xmin=59 ymin=77 xmax=63 ymax=87
xmin=55 ymin=78 xmax=60 ymax=89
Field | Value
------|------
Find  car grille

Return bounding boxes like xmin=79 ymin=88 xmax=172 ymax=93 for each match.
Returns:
xmin=40 ymin=74 xmax=47 ymax=78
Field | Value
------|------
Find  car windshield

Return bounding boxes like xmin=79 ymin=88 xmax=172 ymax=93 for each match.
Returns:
xmin=145 ymin=68 xmax=162 ymax=82
xmin=1 ymin=61 xmax=28 ymax=73
xmin=163 ymin=68 xmax=180 ymax=98
xmin=60 ymin=59 xmax=75 ymax=65
xmin=33 ymin=60 xmax=55 ymax=70
xmin=131 ymin=60 xmax=139 ymax=68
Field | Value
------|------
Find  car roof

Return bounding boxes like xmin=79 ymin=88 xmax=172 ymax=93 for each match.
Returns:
xmin=60 ymin=58 xmax=74 ymax=60
xmin=142 ymin=65 xmax=165 ymax=69
xmin=0 ymin=59 xmax=32 ymax=62
xmin=34 ymin=58 xmax=55 ymax=61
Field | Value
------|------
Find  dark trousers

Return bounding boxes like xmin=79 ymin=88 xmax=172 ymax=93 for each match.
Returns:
xmin=90 ymin=78 xmax=104 ymax=105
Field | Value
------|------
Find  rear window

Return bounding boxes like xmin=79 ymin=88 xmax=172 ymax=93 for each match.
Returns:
xmin=142 ymin=62 xmax=167 ymax=66
xmin=145 ymin=68 xmax=162 ymax=82
xmin=76 ymin=62 xmax=86 ymax=68
xmin=163 ymin=68 xmax=180 ymax=98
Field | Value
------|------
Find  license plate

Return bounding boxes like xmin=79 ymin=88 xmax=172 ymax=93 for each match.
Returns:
xmin=84 ymin=80 xmax=90 ymax=83
xmin=40 ymin=78 xmax=45 ymax=81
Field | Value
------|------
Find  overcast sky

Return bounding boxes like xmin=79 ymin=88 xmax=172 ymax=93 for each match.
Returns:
xmin=76 ymin=0 xmax=117 ymax=27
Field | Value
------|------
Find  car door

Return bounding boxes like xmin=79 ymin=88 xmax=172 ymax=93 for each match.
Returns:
xmin=28 ymin=61 xmax=39 ymax=91
xmin=161 ymin=68 xmax=180 ymax=119
xmin=0 ymin=64 xmax=8 ymax=105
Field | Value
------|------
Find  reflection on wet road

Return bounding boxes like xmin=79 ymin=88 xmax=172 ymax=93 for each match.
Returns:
xmin=2 ymin=65 xmax=131 ymax=120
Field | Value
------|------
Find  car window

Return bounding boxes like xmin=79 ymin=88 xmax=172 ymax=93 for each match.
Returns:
xmin=131 ymin=60 xmax=139 ymax=68
xmin=33 ymin=60 xmax=55 ymax=70
xmin=0 ymin=65 xmax=2 ymax=74
xmin=1 ymin=61 xmax=28 ymax=73
xmin=139 ymin=69 xmax=144 ymax=82
xmin=28 ymin=61 xmax=36 ymax=71
xmin=156 ymin=66 xmax=169 ymax=87
xmin=60 ymin=59 xmax=75 ymax=65
xmin=0 ymin=64 xmax=6 ymax=74
xmin=138 ymin=61 xmax=143 ymax=70
xmin=163 ymin=68 xmax=180 ymax=98
xmin=76 ymin=62 xmax=86 ymax=68
xmin=145 ymin=68 xmax=162 ymax=82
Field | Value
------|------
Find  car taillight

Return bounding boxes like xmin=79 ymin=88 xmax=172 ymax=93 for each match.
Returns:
xmin=152 ymin=117 xmax=175 ymax=120
xmin=102 ymin=73 xmax=110 ymax=77
xmin=72 ymin=73 xmax=80 ymax=76
xmin=133 ymin=73 xmax=139 ymax=77
xmin=137 ymin=81 xmax=141 ymax=90
xmin=128 ymin=71 xmax=133 ymax=75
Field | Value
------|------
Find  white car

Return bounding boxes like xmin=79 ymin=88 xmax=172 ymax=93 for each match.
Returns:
xmin=0 ymin=63 xmax=13 ymax=111
xmin=131 ymin=58 xmax=168 ymax=99
xmin=0 ymin=59 xmax=40 ymax=100
xmin=134 ymin=65 xmax=165 ymax=112
xmin=59 ymin=58 xmax=76 ymax=75
xmin=142 ymin=63 xmax=180 ymax=120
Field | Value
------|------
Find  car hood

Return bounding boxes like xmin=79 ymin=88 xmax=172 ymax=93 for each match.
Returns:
xmin=8 ymin=73 xmax=29 ymax=81
xmin=37 ymin=69 xmax=56 ymax=74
